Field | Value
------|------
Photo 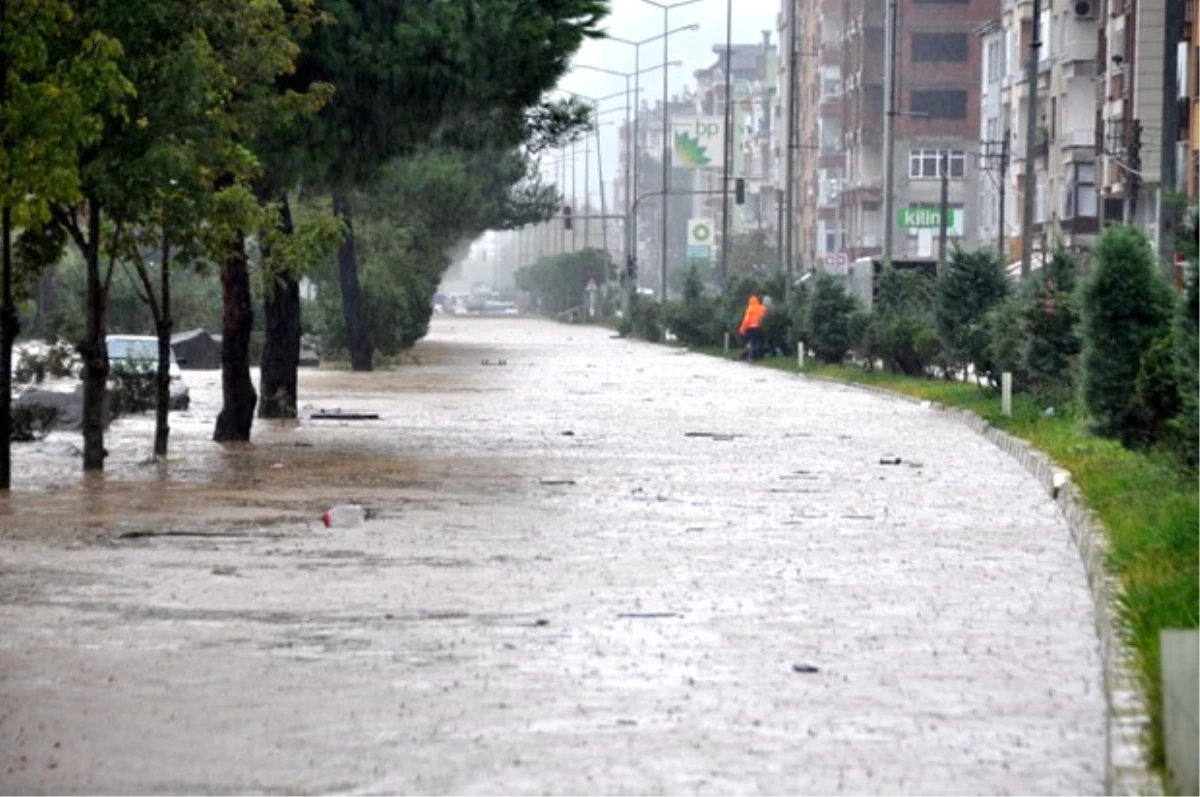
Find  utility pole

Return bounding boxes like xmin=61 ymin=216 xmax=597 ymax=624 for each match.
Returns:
xmin=1019 ymin=0 xmax=1041 ymax=279
xmin=784 ymin=0 xmax=798 ymax=296
xmin=1159 ymin=0 xmax=1182 ymax=283
xmin=937 ymin=152 xmax=949 ymax=276
xmin=0 ymin=0 xmax=16 ymax=491
xmin=719 ymin=0 xmax=733 ymax=288
xmin=571 ymin=139 xmax=578 ymax=252
xmin=998 ymin=132 xmax=1009 ymax=263
xmin=584 ymin=133 xmax=591 ymax=250
xmin=596 ymin=122 xmax=610 ymax=262
xmin=882 ymin=0 xmax=898 ymax=270
xmin=661 ymin=5 xmax=670 ymax=302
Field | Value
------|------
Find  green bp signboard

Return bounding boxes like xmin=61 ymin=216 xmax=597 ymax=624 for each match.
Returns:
xmin=898 ymin=207 xmax=956 ymax=229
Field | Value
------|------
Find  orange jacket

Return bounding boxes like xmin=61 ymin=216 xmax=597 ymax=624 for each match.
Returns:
xmin=738 ymin=296 xmax=766 ymax=336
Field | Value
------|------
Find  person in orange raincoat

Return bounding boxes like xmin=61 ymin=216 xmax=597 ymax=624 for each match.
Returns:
xmin=738 ymin=294 xmax=766 ymax=361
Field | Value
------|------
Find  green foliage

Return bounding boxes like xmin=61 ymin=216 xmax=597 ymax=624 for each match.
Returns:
xmin=936 ymin=248 xmax=1008 ymax=376
xmin=1081 ymin=225 xmax=1175 ymax=446
xmin=662 ymin=265 xmax=721 ymax=347
xmin=1172 ymin=256 xmax=1199 ymax=470
xmin=1021 ymin=251 xmax=1083 ymax=403
xmin=806 ymin=272 xmax=859 ymax=364
xmin=514 ymin=248 xmax=611 ymax=317
xmin=861 ymin=268 xmax=939 ymax=376
xmin=108 ymin=360 xmax=157 ymax=417
xmin=985 ymin=294 xmax=1029 ymax=389
xmin=10 ymin=405 xmax=60 ymax=443
xmin=631 ymin=298 xmax=663 ymax=342
xmin=13 ymin=341 xmax=78 ymax=384
xmin=1132 ymin=330 xmax=1182 ymax=448
xmin=726 ymin=229 xmax=779 ymax=277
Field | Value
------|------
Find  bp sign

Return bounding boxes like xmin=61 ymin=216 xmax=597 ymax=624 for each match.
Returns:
xmin=688 ymin=218 xmax=714 ymax=246
xmin=898 ymin=207 xmax=956 ymax=229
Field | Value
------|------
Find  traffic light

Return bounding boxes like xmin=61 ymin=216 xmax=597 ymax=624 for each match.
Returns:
xmin=735 ymin=178 xmax=745 ymax=205
xmin=563 ymin=205 xmax=572 ymax=230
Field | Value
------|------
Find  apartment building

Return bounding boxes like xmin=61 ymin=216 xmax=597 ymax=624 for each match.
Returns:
xmin=837 ymin=0 xmax=996 ymax=265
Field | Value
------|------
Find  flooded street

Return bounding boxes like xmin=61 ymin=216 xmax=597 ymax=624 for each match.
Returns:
xmin=0 ymin=317 xmax=1104 ymax=795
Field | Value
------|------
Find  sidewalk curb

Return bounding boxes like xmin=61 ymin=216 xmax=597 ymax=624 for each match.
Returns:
xmin=802 ymin=373 xmax=1161 ymax=796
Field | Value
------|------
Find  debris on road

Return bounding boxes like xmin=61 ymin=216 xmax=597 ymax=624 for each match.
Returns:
xmin=538 ymin=477 xmax=576 ymax=486
xmin=879 ymin=455 xmax=902 ymax=465
xmin=323 ymin=505 xmax=366 ymax=528
xmin=481 ymin=358 xmax=508 ymax=366
xmin=617 ymin=612 xmax=681 ymax=619
xmin=310 ymin=409 xmax=380 ymax=421
xmin=792 ymin=663 xmax=820 ymax=674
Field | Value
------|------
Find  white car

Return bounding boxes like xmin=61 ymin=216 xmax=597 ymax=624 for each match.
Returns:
xmin=106 ymin=335 xmax=190 ymax=410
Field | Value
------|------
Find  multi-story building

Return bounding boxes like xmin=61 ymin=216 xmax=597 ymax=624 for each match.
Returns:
xmin=1188 ymin=0 xmax=1200 ymax=199
xmin=1097 ymin=0 xmax=1169 ymax=239
xmin=976 ymin=19 xmax=1013 ymax=258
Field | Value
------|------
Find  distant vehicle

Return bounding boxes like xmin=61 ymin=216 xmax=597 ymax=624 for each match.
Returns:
xmin=105 ymin=335 xmax=190 ymax=410
xmin=482 ymin=300 xmax=520 ymax=316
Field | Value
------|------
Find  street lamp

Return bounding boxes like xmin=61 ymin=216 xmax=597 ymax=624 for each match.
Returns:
xmin=574 ymin=60 xmax=683 ymax=314
xmin=604 ymin=23 xmax=700 ymax=259
xmin=641 ymin=0 xmax=703 ymax=302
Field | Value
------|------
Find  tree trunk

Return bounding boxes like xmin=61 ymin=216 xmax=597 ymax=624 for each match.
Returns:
xmin=154 ymin=228 xmax=171 ymax=458
xmin=0 ymin=206 xmax=17 ymax=490
xmin=259 ymin=194 xmax=300 ymax=418
xmin=332 ymin=189 xmax=372 ymax=371
xmin=213 ymin=233 xmax=257 ymax=442
xmin=81 ymin=198 xmax=108 ymax=471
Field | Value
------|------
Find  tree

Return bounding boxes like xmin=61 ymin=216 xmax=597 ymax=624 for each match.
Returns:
xmin=0 ymin=0 xmax=129 ymax=485
xmin=806 ymin=272 xmax=859 ymax=364
xmin=935 ymin=248 xmax=1008 ymax=380
xmin=726 ymin=229 xmax=779 ymax=276
xmin=1080 ymin=225 xmax=1175 ymax=446
xmin=286 ymin=0 xmax=605 ymax=372
xmin=1171 ymin=210 xmax=1198 ymax=470
xmin=862 ymin=267 xmax=940 ymax=376
xmin=1021 ymin=250 xmax=1082 ymax=403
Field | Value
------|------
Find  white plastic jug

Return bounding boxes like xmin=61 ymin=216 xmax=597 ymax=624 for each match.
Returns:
xmin=323 ymin=504 xmax=365 ymax=528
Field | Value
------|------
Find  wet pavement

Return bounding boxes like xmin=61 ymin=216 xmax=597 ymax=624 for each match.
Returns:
xmin=0 ymin=317 xmax=1104 ymax=794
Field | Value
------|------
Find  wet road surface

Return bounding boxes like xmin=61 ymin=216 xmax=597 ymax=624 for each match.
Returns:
xmin=0 ymin=317 xmax=1104 ymax=794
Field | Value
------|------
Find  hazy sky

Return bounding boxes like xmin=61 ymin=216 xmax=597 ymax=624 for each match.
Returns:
xmin=551 ymin=0 xmax=782 ymax=210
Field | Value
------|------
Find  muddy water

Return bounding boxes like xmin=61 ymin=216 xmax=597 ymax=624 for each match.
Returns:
xmin=0 ymin=318 xmax=1104 ymax=794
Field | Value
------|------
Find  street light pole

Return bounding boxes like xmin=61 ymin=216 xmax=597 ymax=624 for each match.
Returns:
xmin=641 ymin=0 xmax=703 ymax=302
xmin=720 ymin=0 xmax=733 ymax=288
xmin=1019 ymin=0 xmax=1042 ymax=279
xmin=882 ymin=0 xmax=897 ymax=270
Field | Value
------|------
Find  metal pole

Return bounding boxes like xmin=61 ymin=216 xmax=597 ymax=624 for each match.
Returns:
xmin=882 ymin=0 xmax=897 ymax=270
xmin=998 ymin=132 xmax=1008 ymax=264
xmin=719 ymin=0 xmax=733 ymax=288
xmin=623 ymin=74 xmax=634 ymax=318
xmin=784 ymin=0 xmax=797 ymax=295
xmin=633 ymin=52 xmax=641 ymax=265
xmin=1159 ymin=0 xmax=1182 ymax=282
xmin=597 ymin=117 xmax=610 ymax=262
xmin=661 ymin=6 xmax=670 ymax=302
xmin=584 ymin=128 xmax=591 ymax=249
xmin=938 ymin=152 xmax=949 ymax=277
xmin=571 ymin=139 xmax=578 ymax=252
xmin=1019 ymin=0 xmax=1041 ymax=280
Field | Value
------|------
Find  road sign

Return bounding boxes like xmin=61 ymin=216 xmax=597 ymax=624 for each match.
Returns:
xmin=823 ymin=252 xmax=848 ymax=269
xmin=898 ymin=207 xmax=956 ymax=229
xmin=673 ymin=119 xmax=724 ymax=169
xmin=687 ymin=218 xmax=714 ymax=246
xmin=686 ymin=245 xmax=712 ymax=261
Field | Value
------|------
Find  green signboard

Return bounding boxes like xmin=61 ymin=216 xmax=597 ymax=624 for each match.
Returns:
xmin=898 ymin=207 xmax=956 ymax=229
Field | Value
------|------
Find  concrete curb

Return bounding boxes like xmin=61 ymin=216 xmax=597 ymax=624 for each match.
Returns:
xmin=801 ymin=374 xmax=1162 ymax=796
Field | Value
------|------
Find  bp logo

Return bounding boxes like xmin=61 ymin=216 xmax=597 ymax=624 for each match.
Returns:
xmin=691 ymin=223 xmax=711 ymax=242
xmin=674 ymin=131 xmax=712 ymax=167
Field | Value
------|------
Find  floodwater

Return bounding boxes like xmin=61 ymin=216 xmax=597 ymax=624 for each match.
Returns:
xmin=0 ymin=317 xmax=1104 ymax=794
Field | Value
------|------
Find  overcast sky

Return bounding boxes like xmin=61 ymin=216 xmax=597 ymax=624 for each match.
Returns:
xmin=550 ymin=0 xmax=782 ymax=210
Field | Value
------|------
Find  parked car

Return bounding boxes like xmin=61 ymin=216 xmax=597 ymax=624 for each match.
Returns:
xmin=105 ymin=335 xmax=191 ymax=410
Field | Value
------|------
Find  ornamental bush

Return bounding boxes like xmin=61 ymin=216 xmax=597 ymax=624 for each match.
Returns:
xmin=806 ymin=272 xmax=859 ymax=364
xmin=1080 ymin=225 xmax=1174 ymax=446
xmin=935 ymin=248 xmax=1008 ymax=378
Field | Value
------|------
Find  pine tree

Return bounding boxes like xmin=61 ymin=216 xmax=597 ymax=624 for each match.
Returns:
xmin=935 ymin=248 xmax=1009 ymax=377
xmin=1080 ymin=225 xmax=1174 ymax=445
xmin=806 ymin=272 xmax=859 ymax=363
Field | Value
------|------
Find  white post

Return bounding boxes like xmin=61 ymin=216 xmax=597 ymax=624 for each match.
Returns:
xmin=798 ymin=343 xmax=805 ymax=370
xmin=723 ymin=331 xmax=730 ymax=354
xmin=1002 ymin=372 xmax=1012 ymax=416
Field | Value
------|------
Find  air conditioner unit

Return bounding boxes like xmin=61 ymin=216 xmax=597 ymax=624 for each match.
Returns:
xmin=1073 ymin=0 xmax=1097 ymax=19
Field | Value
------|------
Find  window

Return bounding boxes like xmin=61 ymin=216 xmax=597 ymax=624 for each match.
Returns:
xmin=912 ymin=33 xmax=969 ymax=63
xmin=908 ymin=148 xmax=966 ymax=179
xmin=985 ymin=116 xmax=999 ymax=143
xmin=822 ymin=77 xmax=840 ymax=98
xmin=1064 ymin=162 xmax=1096 ymax=218
xmin=911 ymin=90 xmax=968 ymax=119
xmin=986 ymin=40 xmax=1002 ymax=83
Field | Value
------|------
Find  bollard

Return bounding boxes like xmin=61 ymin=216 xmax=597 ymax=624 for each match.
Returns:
xmin=723 ymin=331 xmax=729 ymax=354
xmin=1001 ymin=372 xmax=1012 ymax=416
xmin=797 ymin=343 xmax=805 ymax=370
